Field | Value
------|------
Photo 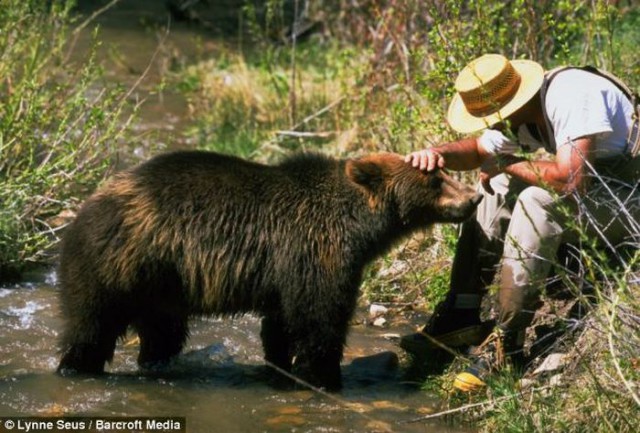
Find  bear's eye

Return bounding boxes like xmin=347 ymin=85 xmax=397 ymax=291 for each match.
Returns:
xmin=426 ymin=174 xmax=443 ymax=190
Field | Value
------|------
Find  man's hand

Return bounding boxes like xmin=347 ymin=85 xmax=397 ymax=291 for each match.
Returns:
xmin=479 ymin=156 xmax=501 ymax=195
xmin=404 ymin=148 xmax=446 ymax=172
xmin=480 ymin=154 xmax=526 ymax=195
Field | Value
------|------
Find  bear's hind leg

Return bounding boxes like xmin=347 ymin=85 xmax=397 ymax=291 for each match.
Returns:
xmin=135 ymin=312 xmax=189 ymax=369
xmin=58 ymin=313 xmax=130 ymax=375
xmin=260 ymin=314 xmax=294 ymax=388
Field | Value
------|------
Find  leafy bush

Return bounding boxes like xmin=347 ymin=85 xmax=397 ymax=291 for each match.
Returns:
xmin=0 ymin=0 xmax=135 ymax=280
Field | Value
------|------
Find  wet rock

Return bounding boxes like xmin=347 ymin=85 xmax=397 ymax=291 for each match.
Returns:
xmin=365 ymin=420 xmax=393 ymax=432
xmin=521 ymin=353 xmax=570 ymax=389
xmin=369 ymin=303 xmax=388 ymax=319
xmin=533 ymin=353 xmax=569 ymax=375
xmin=416 ymin=405 xmax=437 ymax=415
xmin=123 ymin=335 xmax=140 ymax=347
xmin=264 ymin=414 xmax=306 ymax=427
xmin=350 ymin=351 xmax=399 ymax=373
xmin=371 ymin=400 xmax=408 ymax=411
xmin=275 ymin=406 xmax=302 ymax=415
xmin=369 ymin=303 xmax=388 ymax=327
xmin=39 ymin=403 xmax=66 ymax=416
xmin=380 ymin=333 xmax=401 ymax=341
xmin=372 ymin=317 xmax=387 ymax=327
xmin=344 ymin=402 xmax=373 ymax=413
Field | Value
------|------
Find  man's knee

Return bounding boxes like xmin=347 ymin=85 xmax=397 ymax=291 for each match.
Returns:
xmin=509 ymin=186 xmax=563 ymax=245
xmin=516 ymin=186 xmax=556 ymax=211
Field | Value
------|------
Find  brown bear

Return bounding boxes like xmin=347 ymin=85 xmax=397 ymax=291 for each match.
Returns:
xmin=57 ymin=150 xmax=481 ymax=390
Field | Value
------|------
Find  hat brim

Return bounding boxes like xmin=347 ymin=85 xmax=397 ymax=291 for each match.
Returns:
xmin=446 ymin=60 xmax=545 ymax=134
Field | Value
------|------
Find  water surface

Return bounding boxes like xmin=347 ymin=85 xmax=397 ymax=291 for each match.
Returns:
xmin=0 ymin=274 xmax=475 ymax=433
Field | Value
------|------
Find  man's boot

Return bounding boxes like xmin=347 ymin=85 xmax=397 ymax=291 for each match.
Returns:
xmin=453 ymin=327 xmax=526 ymax=392
xmin=400 ymin=293 xmax=493 ymax=357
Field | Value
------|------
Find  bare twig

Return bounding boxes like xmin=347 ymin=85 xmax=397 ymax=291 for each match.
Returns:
xmin=72 ymin=0 xmax=123 ymax=36
xmin=275 ymin=130 xmax=336 ymax=138
xmin=289 ymin=96 xmax=347 ymax=132
xmin=120 ymin=25 xmax=171 ymax=104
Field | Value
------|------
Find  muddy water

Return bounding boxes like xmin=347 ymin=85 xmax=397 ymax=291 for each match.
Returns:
xmin=1 ymin=3 xmax=476 ymax=432
xmin=69 ymin=1 xmax=204 ymax=154
xmin=0 ymin=273 xmax=475 ymax=433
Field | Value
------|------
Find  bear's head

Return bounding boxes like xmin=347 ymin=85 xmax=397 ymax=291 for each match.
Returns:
xmin=346 ymin=153 xmax=482 ymax=228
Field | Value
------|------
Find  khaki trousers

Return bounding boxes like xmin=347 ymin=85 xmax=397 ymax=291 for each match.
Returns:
xmin=449 ymin=166 xmax=640 ymax=334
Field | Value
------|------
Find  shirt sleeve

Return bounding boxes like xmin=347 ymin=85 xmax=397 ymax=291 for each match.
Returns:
xmin=477 ymin=127 xmax=543 ymax=155
xmin=546 ymin=74 xmax=614 ymax=149
xmin=477 ymin=129 xmax=521 ymax=155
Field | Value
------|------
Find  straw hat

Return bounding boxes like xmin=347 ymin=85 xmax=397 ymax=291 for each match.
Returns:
xmin=446 ymin=54 xmax=544 ymax=134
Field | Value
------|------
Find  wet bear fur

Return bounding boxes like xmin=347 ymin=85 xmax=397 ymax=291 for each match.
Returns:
xmin=57 ymin=150 xmax=480 ymax=390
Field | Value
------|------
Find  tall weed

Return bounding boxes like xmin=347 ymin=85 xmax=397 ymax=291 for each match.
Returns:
xmin=0 ymin=0 xmax=135 ymax=280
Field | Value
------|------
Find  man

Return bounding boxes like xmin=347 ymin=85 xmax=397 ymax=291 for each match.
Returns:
xmin=402 ymin=53 xmax=640 ymax=392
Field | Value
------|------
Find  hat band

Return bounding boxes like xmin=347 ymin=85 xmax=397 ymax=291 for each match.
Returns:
xmin=459 ymin=66 xmax=522 ymax=118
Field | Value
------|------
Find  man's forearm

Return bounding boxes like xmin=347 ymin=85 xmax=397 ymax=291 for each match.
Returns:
xmin=436 ymin=138 xmax=487 ymax=171
xmin=503 ymin=160 xmax=584 ymax=193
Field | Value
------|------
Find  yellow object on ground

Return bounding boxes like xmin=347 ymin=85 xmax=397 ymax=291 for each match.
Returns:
xmin=453 ymin=371 xmax=486 ymax=392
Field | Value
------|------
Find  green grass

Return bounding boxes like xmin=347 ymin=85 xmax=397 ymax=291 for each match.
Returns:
xmin=177 ymin=41 xmax=366 ymax=159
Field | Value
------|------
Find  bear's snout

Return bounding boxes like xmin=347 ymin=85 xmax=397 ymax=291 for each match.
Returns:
xmin=450 ymin=191 xmax=482 ymax=222
xmin=433 ymin=173 xmax=482 ymax=222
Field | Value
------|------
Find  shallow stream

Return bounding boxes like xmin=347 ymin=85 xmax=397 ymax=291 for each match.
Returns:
xmin=0 ymin=271 xmax=476 ymax=433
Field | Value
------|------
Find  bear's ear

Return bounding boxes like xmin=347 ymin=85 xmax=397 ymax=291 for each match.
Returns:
xmin=345 ymin=158 xmax=384 ymax=190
